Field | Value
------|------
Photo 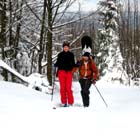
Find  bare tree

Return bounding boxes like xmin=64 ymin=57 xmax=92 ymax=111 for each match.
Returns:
xmin=38 ymin=0 xmax=47 ymax=73
xmin=0 ymin=0 xmax=8 ymax=80
xmin=119 ymin=0 xmax=140 ymax=85
xmin=45 ymin=0 xmax=75 ymax=85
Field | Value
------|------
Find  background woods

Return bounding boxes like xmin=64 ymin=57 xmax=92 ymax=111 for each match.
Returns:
xmin=0 ymin=0 xmax=139 ymax=86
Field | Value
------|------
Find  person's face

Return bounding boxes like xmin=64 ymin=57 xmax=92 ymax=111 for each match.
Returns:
xmin=63 ymin=45 xmax=69 ymax=52
xmin=82 ymin=56 xmax=89 ymax=61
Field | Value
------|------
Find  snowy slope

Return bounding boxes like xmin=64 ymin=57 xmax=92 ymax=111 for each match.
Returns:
xmin=0 ymin=80 xmax=140 ymax=140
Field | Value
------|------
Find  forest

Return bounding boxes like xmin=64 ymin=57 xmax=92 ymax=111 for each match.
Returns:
xmin=0 ymin=0 xmax=140 ymax=86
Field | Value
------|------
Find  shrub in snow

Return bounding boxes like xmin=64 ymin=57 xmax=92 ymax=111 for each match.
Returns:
xmin=27 ymin=73 xmax=53 ymax=94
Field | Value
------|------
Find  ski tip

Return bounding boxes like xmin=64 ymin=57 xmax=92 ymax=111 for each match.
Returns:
xmin=52 ymin=107 xmax=56 ymax=109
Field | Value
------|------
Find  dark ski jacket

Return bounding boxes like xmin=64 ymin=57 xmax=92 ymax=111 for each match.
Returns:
xmin=56 ymin=51 xmax=75 ymax=71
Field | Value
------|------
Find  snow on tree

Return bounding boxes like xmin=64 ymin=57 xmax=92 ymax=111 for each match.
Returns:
xmin=97 ymin=0 xmax=128 ymax=84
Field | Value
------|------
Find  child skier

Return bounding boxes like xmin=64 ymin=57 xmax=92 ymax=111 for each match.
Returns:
xmin=74 ymin=52 xmax=99 ymax=107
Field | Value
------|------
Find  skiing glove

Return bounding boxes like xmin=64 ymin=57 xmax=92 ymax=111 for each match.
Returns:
xmin=91 ymin=79 xmax=96 ymax=84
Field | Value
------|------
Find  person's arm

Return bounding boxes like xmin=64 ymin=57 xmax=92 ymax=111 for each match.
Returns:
xmin=71 ymin=53 xmax=76 ymax=67
xmin=91 ymin=61 xmax=99 ymax=80
xmin=55 ymin=53 xmax=61 ymax=68
xmin=72 ymin=58 xmax=82 ymax=73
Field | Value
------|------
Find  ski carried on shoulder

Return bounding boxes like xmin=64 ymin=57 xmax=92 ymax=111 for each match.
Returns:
xmin=81 ymin=35 xmax=95 ymax=60
xmin=81 ymin=35 xmax=92 ymax=55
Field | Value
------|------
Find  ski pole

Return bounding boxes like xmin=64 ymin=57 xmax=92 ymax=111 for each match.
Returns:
xmin=51 ymin=79 xmax=55 ymax=101
xmin=93 ymin=84 xmax=108 ymax=108
xmin=51 ymin=66 xmax=57 ymax=101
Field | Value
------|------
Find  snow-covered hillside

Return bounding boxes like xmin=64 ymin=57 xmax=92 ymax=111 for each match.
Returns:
xmin=0 ymin=80 xmax=140 ymax=140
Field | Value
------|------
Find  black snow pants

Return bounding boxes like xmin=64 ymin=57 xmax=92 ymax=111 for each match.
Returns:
xmin=79 ymin=78 xmax=92 ymax=107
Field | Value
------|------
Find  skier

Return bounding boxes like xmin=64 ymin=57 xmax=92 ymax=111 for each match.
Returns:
xmin=55 ymin=41 xmax=75 ymax=107
xmin=74 ymin=52 xmax=99 ymax=107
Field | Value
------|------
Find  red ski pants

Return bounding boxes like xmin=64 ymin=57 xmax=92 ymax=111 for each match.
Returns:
xmin=58 ymin=70 xmax=74 ymax=105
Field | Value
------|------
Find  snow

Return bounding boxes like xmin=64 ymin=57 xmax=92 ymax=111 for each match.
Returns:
xmin=0 ymin=60 xmax=52 ymax=94
xmin=0 ymin=80 xmax=140 ymax=140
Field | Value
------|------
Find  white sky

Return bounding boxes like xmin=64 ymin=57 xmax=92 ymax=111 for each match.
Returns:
xmin=70 ymin=0 xmax=100 ymax=12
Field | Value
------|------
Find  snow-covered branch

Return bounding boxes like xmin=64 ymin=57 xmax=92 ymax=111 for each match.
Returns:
xmin=0 ymin=60 xmax=52 ymax=94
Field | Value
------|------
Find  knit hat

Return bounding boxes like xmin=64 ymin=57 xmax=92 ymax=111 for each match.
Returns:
xmin=63 ymin=41 xmax=70 ymax=48
xmin=82 ymin=52 xmax=90 ymax=57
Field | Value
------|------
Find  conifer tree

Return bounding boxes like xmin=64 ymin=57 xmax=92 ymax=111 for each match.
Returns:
xmin=97 ymin=0 xmax=128 ymax=84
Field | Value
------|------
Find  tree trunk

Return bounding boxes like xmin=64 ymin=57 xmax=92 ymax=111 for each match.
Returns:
xmin=9 ymin=0 xmax=13 ymax=47
xmin=0 ymin=0 xmax=8 ymax=80
xmin=38 ymin=0 xmax=47 ymax=73
xmin=46 ymin=1 xmax=53 ymax=85
xmin=11 ymin=0 xmax=23 ymax=82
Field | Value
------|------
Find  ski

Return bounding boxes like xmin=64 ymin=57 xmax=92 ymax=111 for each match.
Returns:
xmin=81 ymin=35 xmax=92 ymax=55
xmin=52 ymin=103 xmax=83 ymax=109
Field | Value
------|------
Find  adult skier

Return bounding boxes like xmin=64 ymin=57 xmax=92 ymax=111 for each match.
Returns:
xmin=55 ymin=41 xmax=75 ymax=107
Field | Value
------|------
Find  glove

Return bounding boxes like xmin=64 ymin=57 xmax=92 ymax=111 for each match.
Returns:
xmin=76 ymin=60 xmax=82 ymax=67
xmin=55 ymin=68 xmax=59 ymax=77
xmin=53 ymin=64 xmax=58 ymax=77
xmin=91 ymin=79 xmax=96 ymax=84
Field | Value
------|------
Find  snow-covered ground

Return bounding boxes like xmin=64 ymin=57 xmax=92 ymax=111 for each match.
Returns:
xmin=0 ymin=80 xmax=140 ymax=140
